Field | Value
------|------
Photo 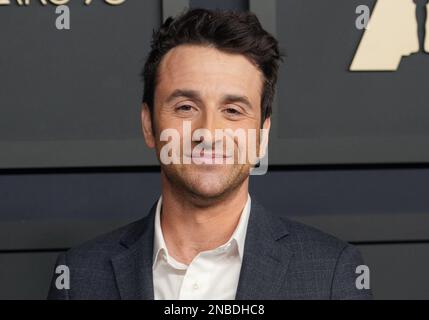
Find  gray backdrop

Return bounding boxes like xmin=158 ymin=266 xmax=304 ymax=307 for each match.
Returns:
xmin=2 ymin=0 xmax=429 ymax=167
xmin=0 ymin=0 xmax=428 ymax=299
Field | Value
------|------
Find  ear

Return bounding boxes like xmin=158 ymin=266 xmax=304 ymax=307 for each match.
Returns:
xmin=141 ymin=103 xmax=155 ymax=149
xmin=259 ymin=117 xmax=271 ymax=158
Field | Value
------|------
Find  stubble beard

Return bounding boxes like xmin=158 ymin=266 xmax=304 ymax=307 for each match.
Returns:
xmin=160 ymin=162 xmax=250 ymax=207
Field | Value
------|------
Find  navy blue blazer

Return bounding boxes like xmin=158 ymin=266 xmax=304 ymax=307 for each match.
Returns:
xmin=48 ymin=199 xmax=372 ymax=300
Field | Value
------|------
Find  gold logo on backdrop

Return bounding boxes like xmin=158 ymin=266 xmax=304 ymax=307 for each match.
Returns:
xmin=350 ymin=0 xmax=429 ymax=71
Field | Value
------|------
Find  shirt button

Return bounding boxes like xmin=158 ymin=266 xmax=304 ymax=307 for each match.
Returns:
xmin=193 ymin=282 xmax=199 ymax=290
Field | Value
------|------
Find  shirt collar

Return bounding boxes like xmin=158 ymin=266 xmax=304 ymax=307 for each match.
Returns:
xmin=152 ymin=194 xmax=251 ymax=267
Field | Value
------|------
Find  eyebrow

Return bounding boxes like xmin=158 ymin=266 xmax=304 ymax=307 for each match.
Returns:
xmin=164 ymin=89 xmax=253 ymax=110
xmin=165 ymin=89 xmax=202 ymax=104
xmin=223 ymin=94 xmax=253 ymax=110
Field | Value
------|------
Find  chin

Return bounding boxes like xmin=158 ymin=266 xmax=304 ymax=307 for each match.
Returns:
xmin=186 ymin=165 xmax=249 ymax=198
xmin=162 ymin=162 xmax=249 ymax=199
xmin=184 ymin=170 xmax=231 ymax=198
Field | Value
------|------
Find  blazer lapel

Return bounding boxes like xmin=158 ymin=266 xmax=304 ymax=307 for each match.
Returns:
xmin=110 ymin=198 xmax=293 ymax=300
xmin=111 ymin=202 xmax=157 ymax=300
xmin=235 ymin=200 xmax=294 ymax=300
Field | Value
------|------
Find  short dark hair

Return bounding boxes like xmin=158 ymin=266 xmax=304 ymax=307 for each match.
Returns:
xmin=142 ymin=8 xmax=284 ymax=122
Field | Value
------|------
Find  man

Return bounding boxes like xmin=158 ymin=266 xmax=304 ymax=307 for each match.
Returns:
xmin=48 ymin=8 xmax=372 ymax=300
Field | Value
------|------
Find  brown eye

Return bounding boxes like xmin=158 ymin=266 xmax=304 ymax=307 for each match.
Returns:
xmin=225 ymin=108 xmax=241 ymax=115
xmin=176 ymin=105 xmax=193 ymax=112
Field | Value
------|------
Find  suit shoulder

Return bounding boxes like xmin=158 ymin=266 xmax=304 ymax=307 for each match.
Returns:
xmin=278 ymin=216 xmax=352 ymax=259
xmin=277 ymin=216 xmax=371 ymax=299
xmin=64 ymin=217 xmax=147 ymax=263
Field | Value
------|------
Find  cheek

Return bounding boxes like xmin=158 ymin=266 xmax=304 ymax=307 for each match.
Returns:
xmin=154 ymin=111 xmax=178 ymax=137
xmin=156 ymin=106 xmax=188 ymax=128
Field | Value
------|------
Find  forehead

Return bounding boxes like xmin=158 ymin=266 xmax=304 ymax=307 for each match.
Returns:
xmin=155 ymin=44 xmax=264 ymax=102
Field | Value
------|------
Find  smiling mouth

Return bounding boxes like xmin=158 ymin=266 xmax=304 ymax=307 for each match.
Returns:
xmin=184 ymin=151 xmax=233 ymax=160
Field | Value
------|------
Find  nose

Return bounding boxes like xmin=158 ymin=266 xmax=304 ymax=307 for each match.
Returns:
xmin=192 ymin=108 xmax=219 ymax=146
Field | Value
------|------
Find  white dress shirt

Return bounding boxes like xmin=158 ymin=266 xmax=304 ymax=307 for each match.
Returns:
xmin=152 ymin=194 xmax=251 ymax=300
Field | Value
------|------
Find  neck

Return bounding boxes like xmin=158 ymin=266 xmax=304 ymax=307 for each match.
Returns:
xmin=159 ymin=172 xmax=249 ymax=265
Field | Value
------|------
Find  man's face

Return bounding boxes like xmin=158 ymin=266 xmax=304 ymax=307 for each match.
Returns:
xmin=142 ymin=44 xmax=270 ymax=200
